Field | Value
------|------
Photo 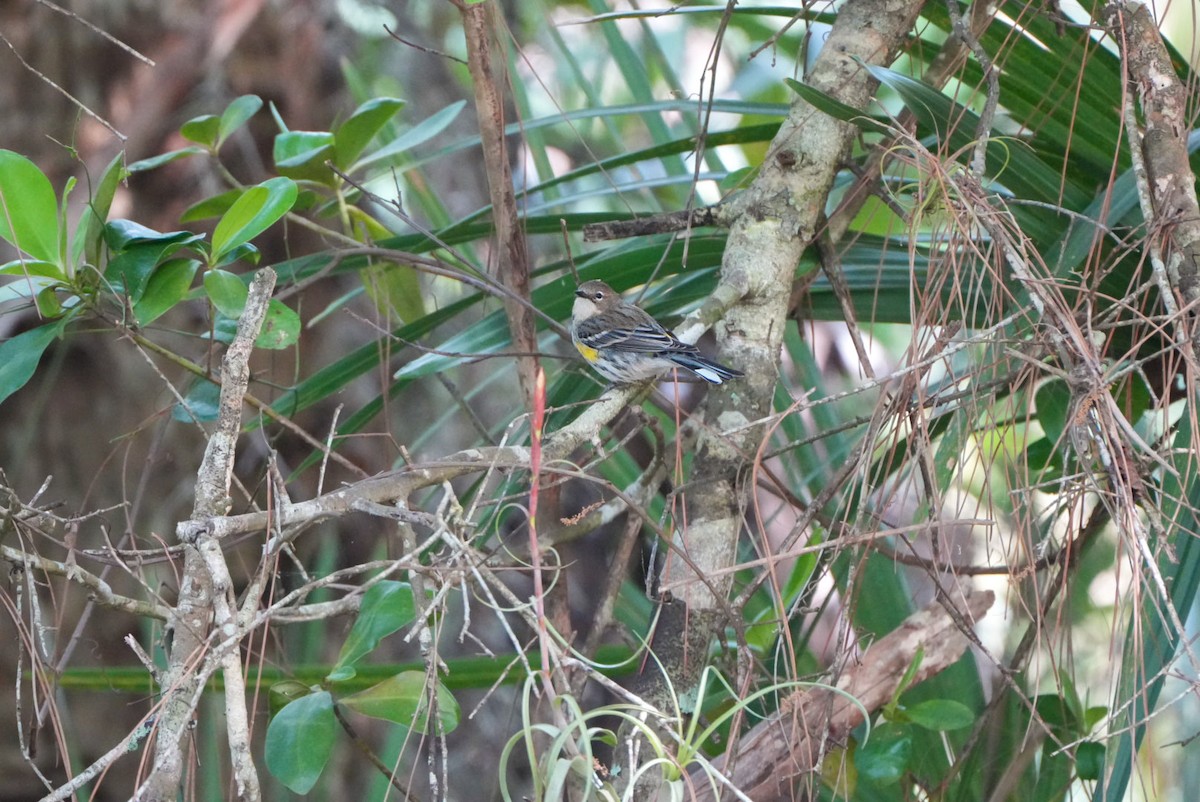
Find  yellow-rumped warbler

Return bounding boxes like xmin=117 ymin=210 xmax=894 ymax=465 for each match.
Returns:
xmin=571 ymin=279 xmax=743 ymax=385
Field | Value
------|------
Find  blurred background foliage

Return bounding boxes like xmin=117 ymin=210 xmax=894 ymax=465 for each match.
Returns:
xmin=2 ymin=0 xmax=1200 ymax=800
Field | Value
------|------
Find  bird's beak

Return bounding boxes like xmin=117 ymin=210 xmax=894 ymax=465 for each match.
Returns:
xmin=574 ymin=288 xmax=587 ymax=298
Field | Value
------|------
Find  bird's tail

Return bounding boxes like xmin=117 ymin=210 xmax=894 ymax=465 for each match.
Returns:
xmin=668 ymin=353 xmax=743 ymax=385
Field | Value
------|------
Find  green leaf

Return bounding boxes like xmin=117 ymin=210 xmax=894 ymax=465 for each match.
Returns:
xmin=864 ymin=64 xmax=1090 ymax=209
xmin=203 ymin=269 xmax=248 ymax=318
xmin=180 ymin=114 xmax=220 ymax=147
xmin=273 ymin=131 xmax=336 ymax=182
xmin=1076 ymin=741 xmax=1104 ymax=781
xmin=211 ymin=241 xmax=261 ymax=269
xmin=127 ymin=146 xmax=207 ymax=172
xmin=217 ymin=95 xmax=264 ymax=147
xmin=329 ymin=581 xmax=417 ymax=681
xmin=903 ymin=699 xmax=974 ymax=732
xmin=352 ymin=100 xmax=466 ymax=173
xmin=180 ymin=189 xmax=244 ymax=223
xmin=855 ymin=722 xmax=912 ymax=786
xmin=209 ymin=177 xmax=297 ymax=263
xmin=265 ymin=690 xmax=335 ymax=795
xmin=104 ymin=222 xmax=204 ymax=303
xmin=0 ymin=318 xmax=69 ymax=406
xmin=784 ymin=77 xmax=892 ymax=135
xmin=361 ymin=261 xmax=425 ymax=323
xmin=134 ymin=258 xmax=199 ymax=326
xmin=333 ymin=97 xmax=405 ymax=169
xmin=34 ymin=285 xmax=61 ymax=318
xmin=339 ymin=671 xmax=460 ymax=733
xmin=172 ymin=378 xmax=220 ymax=423
xmin=74 ymin=152 xmax=127 ymax=271
xmin=268 ymin=680 xmax=313 ymax=717
xmin=1035 ymin=380 xmax=1071 ymax=452
xmin=105 ymin=219 xmax=200 ymax=252
xmin=0 ymin=150 xmax=61 ymax=264
xmin=255 ymin=299 xmax=301 ymax=350
xmin=0 ymin=260 xmax=64 ymax=278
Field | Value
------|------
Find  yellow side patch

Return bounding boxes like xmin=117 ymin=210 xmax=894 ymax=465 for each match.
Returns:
xmin=574 ymin=342 xmax=600 ymax=363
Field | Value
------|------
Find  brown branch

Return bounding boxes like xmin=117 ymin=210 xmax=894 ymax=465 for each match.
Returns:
xmin=143 ymin=269 xmax=276 ymax=802
xmin=456 ymin=0 xmax=539 ymax=410
xmin=582 ymin=204 xmax=738 ymax=242
xmin=1108 ymin=0 xmax=1200 ymax=361
xmin=694 ymin=589 xmax=995 ymax=801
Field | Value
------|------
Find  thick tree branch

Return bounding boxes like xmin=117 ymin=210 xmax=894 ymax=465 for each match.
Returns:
xmin=667 ymin=0 xmax=929 ymax=609
xmin=694 ymin=589 xmax=994 ymax=801
xmin=142 ymin=269 xmax=276 ymax=802
xmin=1108 ymin=0 xmax=1200 ymax=361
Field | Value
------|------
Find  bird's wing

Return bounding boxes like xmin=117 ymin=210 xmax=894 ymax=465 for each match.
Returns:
xmin=576 ymin=316 xmax=697 ymax=354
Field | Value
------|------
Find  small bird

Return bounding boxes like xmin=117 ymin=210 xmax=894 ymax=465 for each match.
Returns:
xmin=570 ymin=279 xmax=743 ymax=385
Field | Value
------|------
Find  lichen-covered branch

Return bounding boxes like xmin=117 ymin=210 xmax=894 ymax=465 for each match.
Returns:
xmin=666 ymin=0 xmax=929 ymax=616
xmin=1108 ymin=0 xmax=1200 ymax=360
xmin=141 ymin=268 xmax=276 ymax=802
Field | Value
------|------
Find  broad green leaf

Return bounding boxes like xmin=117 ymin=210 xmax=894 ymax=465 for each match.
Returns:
xmin=0 ymin=318 xmax=69 ymax=406
xmin=339 ymin=671 xmax=460 ymax=733
xmin=0 ymin=260 xmax=63 ymax=278
xmin=1034 ymin=693 xmax=1076 ymax=732
xmin=134 ymin=258 xmax=199 ymax=326
xmin=0 ymin=150 xmax=61 ymax=264
xmin=209 ymin=177 xmax=297 ymax=263
xmin=1034 ymin=380 xmax=1071 ymax=451
xmin=203 ymin=269 xmax=248 ymax=318
xmin=106 ymin=243 xmax=184 ymax=304
xmin=172 ymin=378 xmax=220 ymax=423
xmin=180 ymin=189 xmax=243 ymax=223
xmin=854 ymin=722 xmax=912 ymax=786
xmin=903 ymin=699 xmax=974 ymax=732
xmin=180 ymin=114 xmax=220 ymax=147
xmin=1076 ymin=741 xmax=1104 ymax=781
xmin=105 ymin=222 xmax=203 ymax=303
xmin=0 ymin=274 xmax=55 ymax=306
xmin=352 ymin=100 xmax=466 ymax=173
xmin=265 ymin=690 xmax=335 ymax=795
xmin=268 ymin=680 xmax=312 ymax=717
xmin=127 ymin=146 xmax=206 ymax=173
xmin=333 ymin=97 xmax=405 ymax=169
xmin=273 ymin=131 xmax=336 ymax=182
xmin=329 ymin=581 xmax=417 ymax=681
xmin=217 ymin=95 xmax=264 ymax=147
xmin=211 ymin=242 xmax=261 ymax=269
xmin=208 ymin=314 xmax=239 ymax=345
xmin=34 ymin=286 xmax=61 ymax=318
xmin=255 ymin=299 xmax=300 ymax=350
xmin=105 ymin=219 xmax=200 ymax=251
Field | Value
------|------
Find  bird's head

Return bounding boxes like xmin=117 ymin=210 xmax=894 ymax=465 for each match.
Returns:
xmin=572 ymin=280 xmax=619 ymax=318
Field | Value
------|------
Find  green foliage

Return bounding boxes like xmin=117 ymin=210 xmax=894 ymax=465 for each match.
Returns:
xmin=265 ymin=690 xmax=335 ymax=794
xmin=329 ymin=581 xmax=417 ymax=681
xmin=339 ymin=671 xmax=460 ymax=731
xmin=7 ymin=1 xmax=1200 ymax=799
xmin=264 ymin=581 xmax=460 ymax=793
xmin=0 ymin=150 xmax=61 ymax=265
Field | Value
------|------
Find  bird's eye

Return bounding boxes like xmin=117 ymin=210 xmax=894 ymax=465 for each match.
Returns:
xmin=593 ymin=292 xmax=604 ymax=300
